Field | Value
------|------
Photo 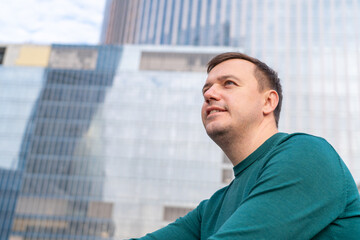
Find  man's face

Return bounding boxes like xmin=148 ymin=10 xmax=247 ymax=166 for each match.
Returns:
xmin=201 ymin=59 xmax=265 ymax=139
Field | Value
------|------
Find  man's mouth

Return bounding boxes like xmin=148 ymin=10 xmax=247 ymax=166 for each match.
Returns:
xmin=207 ymin=108 xmax=226 ymax=116
xmin=209 ymin=109 xmax=225 ymax=114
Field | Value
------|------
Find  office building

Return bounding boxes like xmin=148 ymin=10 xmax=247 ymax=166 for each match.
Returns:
xmin=0 ymin=44 xmax=121 ymax=239
xmin=0 ymin=43 xmax=237 ymax=239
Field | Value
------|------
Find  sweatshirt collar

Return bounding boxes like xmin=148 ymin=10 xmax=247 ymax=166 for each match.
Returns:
xmin=233 ymin=132 xmax=286 ymax=176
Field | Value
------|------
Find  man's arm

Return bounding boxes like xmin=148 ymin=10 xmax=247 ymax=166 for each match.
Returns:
xmin=209 ymin=136 xmax=348 ymax=239
xmin=131 ymin=200 xmax=207 ymax=240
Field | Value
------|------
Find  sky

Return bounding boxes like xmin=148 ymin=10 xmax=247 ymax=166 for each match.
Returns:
xmin=0 ymin=0 xmax=106 ymax=45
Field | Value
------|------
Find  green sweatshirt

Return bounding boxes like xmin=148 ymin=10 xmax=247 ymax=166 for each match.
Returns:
xmin=134 ymin=133 xmax=360 ymax=239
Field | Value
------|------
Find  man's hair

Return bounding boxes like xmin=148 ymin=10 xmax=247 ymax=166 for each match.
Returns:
xmin=207 ymin=52 xmax=283 ymax=127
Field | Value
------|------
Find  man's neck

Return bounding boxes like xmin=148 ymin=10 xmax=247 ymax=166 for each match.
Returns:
xmin=219 ymin=123 xmax=278 ymax=166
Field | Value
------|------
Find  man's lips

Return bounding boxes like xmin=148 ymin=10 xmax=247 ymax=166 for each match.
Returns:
xmin=206 ymin=106 xmax=227 ymax=116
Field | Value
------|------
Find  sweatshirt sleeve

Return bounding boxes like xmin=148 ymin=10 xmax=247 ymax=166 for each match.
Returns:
xmin=131 ymin=200 xmax=207 ymax=240
xmin=209 ymin=135 xmax=348 ymax=240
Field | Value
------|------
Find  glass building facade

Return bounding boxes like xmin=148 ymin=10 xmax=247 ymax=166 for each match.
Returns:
xmin=0 ymin=169 xmax=21 ymax=239
xmin=101 ymin=46 xmax=236 ymax=237
xmin=101 ymin=0 xmax=360 ymax=50
xmin=0 ymin=44 xmax=236 ymax=239
xmin=0 ymin=44 xmax=122 ymax=239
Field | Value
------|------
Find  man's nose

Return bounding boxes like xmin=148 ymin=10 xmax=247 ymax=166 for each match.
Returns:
xmin=203 ymin=84 xmax=220 ymax=103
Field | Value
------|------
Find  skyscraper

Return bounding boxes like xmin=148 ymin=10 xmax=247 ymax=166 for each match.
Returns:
xmin=101 ymin=0 xmax=234 ymax=46
xmin=1 ymin=44 xmax=121 ymax=239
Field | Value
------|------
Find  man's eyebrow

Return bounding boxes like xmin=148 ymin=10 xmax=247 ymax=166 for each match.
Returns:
xmin=218 ymin=74 xmax=241 ymax=82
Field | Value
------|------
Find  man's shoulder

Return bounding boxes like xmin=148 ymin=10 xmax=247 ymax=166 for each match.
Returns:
xmin=276 ymin=132 xmax=337 ymax=156
xmin=264 ymin=132 xmax=350 ymax=201
xmin=279 ymin=132 xmax=329 ymax=145
xmin=267 ymin=132 xmax=343 ymax=177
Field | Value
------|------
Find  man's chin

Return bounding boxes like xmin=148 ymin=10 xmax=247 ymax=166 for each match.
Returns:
xmin=206 ymin=127 xmax=229 ymax=140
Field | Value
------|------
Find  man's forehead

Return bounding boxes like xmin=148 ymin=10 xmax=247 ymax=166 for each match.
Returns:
xmin=206 ymin=59 xmax=256 ymax=81
xmin=210 ymin=58 xmax=255 ymax=72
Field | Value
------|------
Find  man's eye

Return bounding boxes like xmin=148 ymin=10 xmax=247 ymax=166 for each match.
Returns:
xmin=225 ymin=81 xmax=235 ymax=85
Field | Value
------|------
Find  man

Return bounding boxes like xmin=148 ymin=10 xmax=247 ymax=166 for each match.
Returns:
xmin=133 ymin=52 xmax=360 ymax=239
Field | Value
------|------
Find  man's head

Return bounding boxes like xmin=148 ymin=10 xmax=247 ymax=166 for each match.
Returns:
xmin=207 ymin=52 xmax=282 ymax=127
xmin=201 ymin=52 xmax=282 ymax=141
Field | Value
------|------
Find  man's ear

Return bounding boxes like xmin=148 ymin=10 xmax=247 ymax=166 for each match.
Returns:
xmin=263 ymin=90 xmax=279 ymax=115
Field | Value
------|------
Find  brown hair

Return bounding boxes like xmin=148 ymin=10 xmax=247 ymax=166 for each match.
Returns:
xmin=207 ymin=52 xmax=283 ymax=127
